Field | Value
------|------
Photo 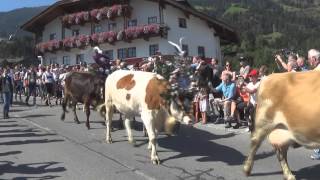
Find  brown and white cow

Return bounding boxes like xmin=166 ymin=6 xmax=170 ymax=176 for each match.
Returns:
xmin=243 ymin=70 xmax=320 ymax=180
xmin=99 ymin=70 xmax=192 ymax=164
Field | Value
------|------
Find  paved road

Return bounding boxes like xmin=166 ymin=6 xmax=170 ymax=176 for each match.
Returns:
xmin=0 ymin=99 xmax=319 ymax=180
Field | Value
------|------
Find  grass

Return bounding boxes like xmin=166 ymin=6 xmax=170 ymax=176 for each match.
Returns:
xmin=223 ymin=4 xmax=248 ymax=16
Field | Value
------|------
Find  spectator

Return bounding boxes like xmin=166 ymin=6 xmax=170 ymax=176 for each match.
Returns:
xmin=212 ymin=73 xmax=237 ymax=128
xmin=297 ymin=57 xmax=308 ymax=71
xmin=244 ymin=69 xmax=260 ymax=132
xmin=308 ymin=49 xmax=320 ymax=70
xmin=42 ymin=67 xmax=55 ymax=106
xmin=93 ymin=46 xmax=111 ymax=71
xmin=24 ymin=66 xmax=37 ymax=106
xmin=275 ymin=54 xmax=297 ymax=71
xmin=222 ymin=61 xmax=236 ymax=81
xmin=287 ymin=60 xmax=298 ymax=72
xmin=1 ymin=68 xmax=13 ymax=119
xmin=210 ymin=58 xmax=223 ymax=88
xmin=239 ymin=57 xmax=251 ymax=81
xmin=258 ymin=65 xmax=269 ymax=81
xmin=198 ymin=87 xmax=208 ymax=124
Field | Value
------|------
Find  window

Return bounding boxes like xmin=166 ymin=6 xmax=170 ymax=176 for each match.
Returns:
xmin=93 ymin=24 xmax=102 ymax=33
xmin=182 ymin=44 xmax=189 ymax=56
xmin=127 ymin=47 xmax=136 ymax=58
xmin=198 ymin=46 xmax=205 ymax=58
xmin=63 ymin=56 xmax=71 ymax=65
xmin=72 ymin=29 xmax=80 ymax=36
xmin=148 ymin=16 xmax=157 ymax=24
xmin=118 ymin=48 xmax=126 ymax=59
xmin=149 ymin=44 xmax=159 ymax=56
xmin=49 ymin=33 xmax=56 ymax=40
xmin=76 ymin=54 xmax=85 ymax=64
xmin=178 ymin=18 xmax=187 ymax=28
xmin=104 ymin=50 xmax=114 ymax=60
xmin=49 ymin=57 xmax=57 ymax=65
xmin=117 ymin=47 xmax=136 ymax=59
xmin=128 ymin=19 xmax=137 ymax=27
xmin=108 ymin=22 xmax=117 ymax=31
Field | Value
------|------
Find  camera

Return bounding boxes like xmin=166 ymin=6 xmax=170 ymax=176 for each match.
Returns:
xmin=274 ymin=48 xmax=295 ymax=59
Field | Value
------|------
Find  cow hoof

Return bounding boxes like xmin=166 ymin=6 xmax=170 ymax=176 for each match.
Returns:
xmin=74 ymin=119 xmax=80 ymax=124
xmin=286 ymin=175 xmax=296 ymax=180
xmin=243 ymin=165 xmax=251 ymax=177
xmin=61 ymin=114 xmax=65 ymax=121
xmin=106 ymin=138 xmax=113 ymax=144
xmin=152 ymin=159 xmax=161 ymax=165
xmin=129 ymin=139 xmax=136 ymax=146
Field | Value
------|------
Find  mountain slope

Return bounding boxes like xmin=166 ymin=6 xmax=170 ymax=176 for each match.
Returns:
xmin=0 ymin=6 xmax=47 ymax=37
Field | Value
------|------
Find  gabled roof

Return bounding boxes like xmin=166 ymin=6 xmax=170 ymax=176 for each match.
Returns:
xmin=21 ymin=0 xmax=239 ymax=43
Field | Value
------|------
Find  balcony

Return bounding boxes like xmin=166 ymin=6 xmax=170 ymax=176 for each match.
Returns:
xmin=62 ymin=4 xmax=132 ymax=28
xmin=35 ymin=24 xmax=168 ymax=54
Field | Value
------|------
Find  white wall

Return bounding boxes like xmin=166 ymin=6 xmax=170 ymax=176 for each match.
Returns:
xmin=163 ymin=5 xmax=222 ymax=59
xmin=130 ymin=0 xmax=159 ymax=25
xmin=43 ymin=18 xmax=62 ymax=41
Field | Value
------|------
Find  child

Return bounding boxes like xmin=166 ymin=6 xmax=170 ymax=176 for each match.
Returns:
xmin=198 ymin=87 xmax=208 ymax=124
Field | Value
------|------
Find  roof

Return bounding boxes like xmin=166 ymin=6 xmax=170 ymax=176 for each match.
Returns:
xmin=21 ymin=0 xmax=239 ymax=43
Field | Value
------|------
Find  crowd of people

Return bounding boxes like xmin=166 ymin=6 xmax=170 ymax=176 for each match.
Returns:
xmin=0 ymin=47 xmax=320 ymax=160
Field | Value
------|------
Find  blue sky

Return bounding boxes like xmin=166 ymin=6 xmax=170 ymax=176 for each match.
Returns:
xmin=0 ymin=0 xmax=57 ymax=12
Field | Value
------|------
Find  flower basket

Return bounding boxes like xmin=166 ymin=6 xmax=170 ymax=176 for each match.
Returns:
xmin=75 ymin=12 xmax=84 ymax=25
xmin=91 ymin=33 xmax=100 ymax=44
xmin=68 ymin=14 xmax=76 ymax=24
xmin=63 ymin=37 xmax=76 ymax=49
xmin=90 ymin=9 xmax=100 ymax=21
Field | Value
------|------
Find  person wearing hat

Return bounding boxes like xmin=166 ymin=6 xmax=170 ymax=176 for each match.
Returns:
xmin=93 ymin=46 xmax=111 ymax=72
xmin=244 ymin=69 xmax=260 ymax=132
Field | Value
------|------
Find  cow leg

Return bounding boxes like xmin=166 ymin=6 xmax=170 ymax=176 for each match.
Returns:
xmin=61 ymin=94 xmax=69 ymax=121
xmin=142 ymin=112 xmax=160 ymax=165
xmin=275 ymin=145 xmax=295 ymax=180
xmin=85 ymin=102 xmax=90 ymax=129
xmin=124 ymin=117 xmax=135 ymax=146
xmin=72 ymin=101 xmax=80 ymax=124
xmin=143 ymin=125 xmax=148 ymax=137
xmin=243 ymin=124 xmax=274 ymax=176
xmin=105 ymin=103 xmax=114 ymax=144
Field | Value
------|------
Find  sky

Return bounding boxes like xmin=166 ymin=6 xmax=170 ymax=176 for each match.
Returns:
xmin=0 ymin=0 xmax=57 ymax=12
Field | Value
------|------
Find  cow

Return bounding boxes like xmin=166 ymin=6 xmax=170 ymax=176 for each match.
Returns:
xmin=98 ymin=70 xmax=192 ymax=164
xmin=61 ymin=72 xmax=105 ymax=129
xmin=243 ymin=70 xmax=320 ymax=180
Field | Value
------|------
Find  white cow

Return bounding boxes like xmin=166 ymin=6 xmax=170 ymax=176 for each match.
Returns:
xmin=243 ymin=70 xmax=320 ymax=180
xmin=100 ymin=70 xmax=192 ymax=164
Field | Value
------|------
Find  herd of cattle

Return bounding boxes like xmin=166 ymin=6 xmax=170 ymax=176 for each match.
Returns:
xmin=60 ymin=70 xmax=319 ymax=180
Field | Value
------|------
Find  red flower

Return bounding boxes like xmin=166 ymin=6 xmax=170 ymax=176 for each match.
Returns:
xmin=91 ymin=33 xmax=100 ymax=43
xmin=63 ymin=37 xmax=76 ymax=48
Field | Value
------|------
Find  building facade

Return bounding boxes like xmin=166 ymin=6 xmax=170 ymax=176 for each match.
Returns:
xmin=22 ymin=0 xmax=238 ymax=65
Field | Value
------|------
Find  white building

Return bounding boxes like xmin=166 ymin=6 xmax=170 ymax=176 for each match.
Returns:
xmin=22 ymin=0 xmax=238 ymax=65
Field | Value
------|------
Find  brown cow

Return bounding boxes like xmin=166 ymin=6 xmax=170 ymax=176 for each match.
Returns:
xmin=61 ymin=72 xmax=105 ymax=129
xmin=243 ymin=71 xmax=320 ymax=180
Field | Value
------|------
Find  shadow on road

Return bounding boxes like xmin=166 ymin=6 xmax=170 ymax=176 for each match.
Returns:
xmin=0 ymin=132 xmax=57 ymax=138
xmin=295 ymin=164 xmax=320 ymax=180
xmin=0 ymin=128 xmax=41 ymax=134
xmin=0 ymin=151 xmax=22 ymax=157
xmin=0 ymin=161 xmax=66 ymax=176
xmin=12 ymin=175 xmax=61 ymax=180
xmin=0 ymin=139 xmax=64 ymax=146
xmin=18 ymin=114 xmax=55 ymax=118
xmin=157 ymin=125 xmax=245 ymax=166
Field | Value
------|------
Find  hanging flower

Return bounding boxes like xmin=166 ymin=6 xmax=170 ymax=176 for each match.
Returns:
xmin=117 ymin=30 xmax=124 ymax=41
xmin=90 ymin=9 xmax=99 ymax=20
xmin=116 ymin=5 xmax=123 ymax=16
xmin=75 ymin=12 xmax=84 ymax=25
xmin=91 ymin=33 xmax=100 ymax=43
xmin=63 ymin=37 xmax=76 ymax=48
xmin=107 ymin=31 xmax=117 ymax=43
xmin=68 ymin=14 xmax=76 ymax=24
xmin=62 ymin=15 xmax=69 ymax=25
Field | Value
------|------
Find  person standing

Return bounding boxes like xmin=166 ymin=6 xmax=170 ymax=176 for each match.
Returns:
xmin=42 ymin=67 xmax=55 ymax=106
xmin=1 ymin=68 xmax=13 ymax=119
xmin=24 ymin=66 xmax=37 ymax=106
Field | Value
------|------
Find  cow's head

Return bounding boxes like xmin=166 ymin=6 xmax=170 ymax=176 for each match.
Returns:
xmin=145 ymin=77 xmax=193 ymax=135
